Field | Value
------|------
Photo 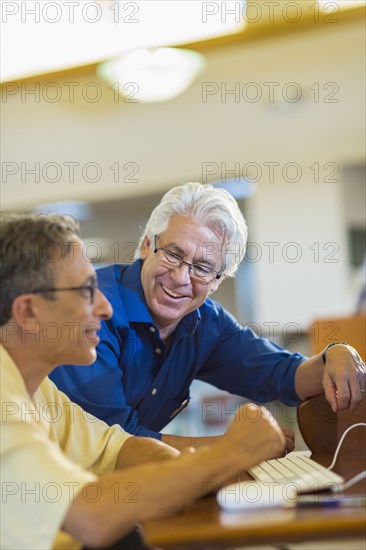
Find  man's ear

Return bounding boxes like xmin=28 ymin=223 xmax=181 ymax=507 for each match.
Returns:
xmin=140 ymin=236 xmax=152 ymax=260
xmin=209 ymin=277 xmax=223 ymax=294
xmin=11 ymin=295 xmax=40 ymax=331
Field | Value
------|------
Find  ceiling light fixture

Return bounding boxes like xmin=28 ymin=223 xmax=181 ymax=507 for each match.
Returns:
xmin=97 ymin=48 xmax=206 ymax=103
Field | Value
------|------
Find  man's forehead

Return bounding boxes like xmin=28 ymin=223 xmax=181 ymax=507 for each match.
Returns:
xmin=165 ymin=216 xmax=222 ymax=240
xmin=164 ymin=218 xmax=223 ymax=244
xmin=54 ymin=240 xmax=95 ymax=282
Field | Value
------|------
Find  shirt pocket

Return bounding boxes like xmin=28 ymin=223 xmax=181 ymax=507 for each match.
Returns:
xmin=168 ymin=394 xmax=191 ymax=420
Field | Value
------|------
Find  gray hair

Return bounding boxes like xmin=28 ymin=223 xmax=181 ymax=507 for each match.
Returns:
xmin=136 ymin=182 xmax=248 ymax=277
xmin=0 ymin=213 xmax=79 ymax=326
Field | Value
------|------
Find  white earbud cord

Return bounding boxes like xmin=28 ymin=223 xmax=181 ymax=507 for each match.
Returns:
xmin=326 ymin=422 xmax=366 ymax=492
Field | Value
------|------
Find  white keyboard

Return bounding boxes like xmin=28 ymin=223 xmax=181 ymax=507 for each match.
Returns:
xmin=249 ymin=453 xmax=344 ymax=494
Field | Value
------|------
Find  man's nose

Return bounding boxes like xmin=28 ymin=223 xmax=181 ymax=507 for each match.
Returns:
xmin=94 ymin=288 xmax=113 ymax=320
xmin=170 ymin=261 xmax=191 ymax=284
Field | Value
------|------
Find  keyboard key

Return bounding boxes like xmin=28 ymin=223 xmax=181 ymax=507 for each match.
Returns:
xmin=248 ymin=454 xmax=344 ymax=494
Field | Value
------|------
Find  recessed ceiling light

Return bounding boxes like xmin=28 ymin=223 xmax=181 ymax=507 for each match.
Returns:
xmin=97 ymin=48 xmax=206 ymax=103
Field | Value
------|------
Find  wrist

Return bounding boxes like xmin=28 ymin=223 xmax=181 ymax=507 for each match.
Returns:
xmin=215 ymin=438 xmax=252 ymax=475
xmin=322 ymin=342 xmax=349 ymax=364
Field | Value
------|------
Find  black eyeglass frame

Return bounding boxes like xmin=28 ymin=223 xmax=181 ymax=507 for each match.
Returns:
xmin=32 ymin=281 xmax=98 ymax=304
xmin=153 ymin=235 xmax=224 ymax=282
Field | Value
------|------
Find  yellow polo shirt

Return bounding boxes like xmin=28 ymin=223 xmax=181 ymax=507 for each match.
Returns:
xmin=0 ymin=346 xmax=131 ymax=549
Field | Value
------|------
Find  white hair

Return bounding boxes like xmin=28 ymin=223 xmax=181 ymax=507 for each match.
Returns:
xmin=135 ymin=182 xmax=248 ymax=277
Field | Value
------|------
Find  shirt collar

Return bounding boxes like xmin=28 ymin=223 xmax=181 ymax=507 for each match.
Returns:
xmin=119 ymin=260 xmax=201 ymax=336
xmin=0 ymin=345 xmax=33 ymax=402
xmin=119 ymin=260 xmax=152 ymax=323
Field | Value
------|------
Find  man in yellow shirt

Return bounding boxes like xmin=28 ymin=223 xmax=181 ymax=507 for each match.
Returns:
xmin=0 ymin=213 xmax=286 ymax=550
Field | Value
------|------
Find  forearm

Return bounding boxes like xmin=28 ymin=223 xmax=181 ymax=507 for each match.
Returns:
xmin=163 ymin=430 xmax=294 ymax=453
xmin=115 ymin=435 xmax=180 ymax=469
xmin=161 ymin=433 xmax=221 ymax=450
xmin=294 ymin=353 xmax=324 ymax=401
xmin=63 ymin=442 xmax=245 ymax=548
xmin=63 ymin=403 xmax=286 ymax=548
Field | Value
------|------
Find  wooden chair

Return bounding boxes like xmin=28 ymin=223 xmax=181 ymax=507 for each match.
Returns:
xmin=297 ymin=394 xmax=366 ymax=478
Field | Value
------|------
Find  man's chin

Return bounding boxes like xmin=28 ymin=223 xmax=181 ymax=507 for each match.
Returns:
xmin=70 ymin=349 xmax=97 ymax=367
xmin=155 ymin=299 xmax=189 ymax=316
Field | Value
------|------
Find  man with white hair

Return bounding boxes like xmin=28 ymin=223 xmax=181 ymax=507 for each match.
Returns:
xmin=0 ymin=213 xmax=286 ymax=550
xmin=51 ymin=183 xmax=366 ymax=450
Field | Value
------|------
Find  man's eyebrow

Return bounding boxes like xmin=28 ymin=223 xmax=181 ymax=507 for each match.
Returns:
xmin=163 ymin=241 xmax=186 ymax=256
xmin=195 ymin=257 xmax=216 ymax=269
xmin=84 ymin=274 xmax=97 ymax=285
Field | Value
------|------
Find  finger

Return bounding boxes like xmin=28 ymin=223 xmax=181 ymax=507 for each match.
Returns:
xmin=281 ymin=428 xmax=295 ymax=449
xmin=322 ymin=373 xmax=339 ymax=413
xmin=285 ymin=436 xmax=295 ymax=453
xmin=335 ymin=379 xmax=351 ymax=411
xmin=272 ymin=434 xmax=287 ymax=458
xmin=348 ymin=372 xmax=365 ymax=410
xmin=276 ymin=426 xmax=287 ymax=449
xmin=358 ymin=359 xmax=366 ymax=389
xmin=281 ymin=427 xmax=295 ymax=441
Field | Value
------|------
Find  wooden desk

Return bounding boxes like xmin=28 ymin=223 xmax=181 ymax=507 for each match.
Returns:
xmin=143 ymin=396 xmax=366 ymax=549
xmin=143 ymin=495 xmax=365 ymax=549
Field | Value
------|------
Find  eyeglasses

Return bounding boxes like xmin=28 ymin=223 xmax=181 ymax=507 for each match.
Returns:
xmin=153 ymin=235 xmax=224 ymax=283
xmin=32 ymin=280 xmax=98 ymax=304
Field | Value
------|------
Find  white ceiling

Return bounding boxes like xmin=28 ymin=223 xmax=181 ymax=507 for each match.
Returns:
xmin=1 ymin=16 xmax=365 ymax=211
xmin=0 ymin=0 xmax=244 ymax=82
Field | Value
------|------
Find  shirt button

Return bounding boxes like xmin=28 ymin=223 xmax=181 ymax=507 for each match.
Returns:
xmin=155 ymin=347 xmax=162 ymax=355
xmin=149 ymin=326 xmax=156 ymax=333
xmin=152 ymin=388 xmax=157 ymax=395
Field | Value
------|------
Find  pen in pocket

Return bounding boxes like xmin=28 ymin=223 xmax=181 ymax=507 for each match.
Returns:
xmin=170 ymin=399 xmax=189 ymax=419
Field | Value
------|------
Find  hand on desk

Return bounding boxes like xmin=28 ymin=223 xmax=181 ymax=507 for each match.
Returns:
xmin=224 ymin=403 xmax=286 ymax=466
xmin=323 ymin=344 xmax=366 ymax=413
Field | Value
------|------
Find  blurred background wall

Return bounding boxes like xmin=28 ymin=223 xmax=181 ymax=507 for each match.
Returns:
xmin=1 ymin=0 xmax=365 ymax=438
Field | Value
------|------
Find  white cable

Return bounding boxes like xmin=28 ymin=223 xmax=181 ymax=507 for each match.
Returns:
xmin=327 ymin=422 xmax=366 ymax=470
xmin=326 ymin=422 xmax=366 ymax=493
xmin=339 ymin=470 xmax=366 ymax=491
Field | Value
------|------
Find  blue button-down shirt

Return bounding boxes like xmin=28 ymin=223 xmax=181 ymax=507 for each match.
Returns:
xmin=50 ymin=261 xmax=305 ymax=439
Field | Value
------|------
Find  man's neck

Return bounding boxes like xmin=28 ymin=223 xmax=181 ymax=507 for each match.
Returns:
xmin=157 ymin=321 xmax=180 ymax=344
xmin=1 ymin=340 xmax=52 ymax=397
xmin=162 ymin=333 xmax=174 ymax=352
xmin=151 ymin=315 xmax=179 ymax=342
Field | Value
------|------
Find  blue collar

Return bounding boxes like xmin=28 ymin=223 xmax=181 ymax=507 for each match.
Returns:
xmin=119 ymin=260 xmax=152 ymax=323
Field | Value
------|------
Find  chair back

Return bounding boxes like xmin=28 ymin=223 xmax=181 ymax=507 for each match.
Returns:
xmin=297 ymin=394 xmax=366 ymax=458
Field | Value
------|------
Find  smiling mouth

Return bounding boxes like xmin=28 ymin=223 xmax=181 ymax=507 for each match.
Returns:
xmin=85 ymin=325 xmax=101 ymax=336
xmin=161 ymin=284 xmax=187 ymax=300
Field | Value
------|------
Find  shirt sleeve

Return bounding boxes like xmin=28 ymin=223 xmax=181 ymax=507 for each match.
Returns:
xmin=1 ymin=419 xmax=96 ymax=550
xmin=41 ymin=378 xmax=132 ymax=475
xmin=197 ymin=303 xmax=306 ymax=406
xmin=50 ymin=322 xmax=162 ymax=440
